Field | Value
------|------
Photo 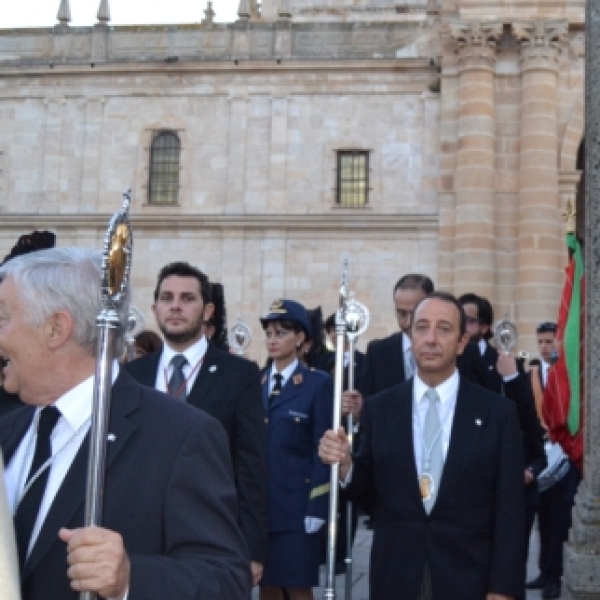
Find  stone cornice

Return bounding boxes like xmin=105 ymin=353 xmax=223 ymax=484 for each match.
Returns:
xmin=512 ymin=20 xmax=568 ymax=70
xmin=448 ymin=20 xmax=503 ymax=69
xmin=0 ymin=213 xmax=439 ymax=234
xmin=0 ymin=58 xmax=432 ymax=78
xmin=0 ymin=21 xmax=432 ymax=65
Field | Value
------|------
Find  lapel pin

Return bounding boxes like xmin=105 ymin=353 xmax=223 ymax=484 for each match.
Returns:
xmin=261 ymin=374 xmax=267 ymax=385
xmin=209 ymin=365 xmax=217 ymax=373
xmin=293 ymin=374 xmax=303 ymax=385
xmin=475 ymin=419 xmax=482 ymax=426
xmin=107 ymin=433 xmax=117 ymax=442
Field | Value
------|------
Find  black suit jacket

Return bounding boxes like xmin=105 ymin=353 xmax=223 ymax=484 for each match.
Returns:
xmin=359 ymin=331 xmax=406 ymax=397
xmin=347 ymin=377 xmax=526 ymax=600
xmin=124 ymin=342 xmax=268 ymax=563
xmin=478 ymin=343 xmax=546 ymax=480
xmin=0 ymin=370 xmax=251 ymax=600
xmin=0 ymin=386 xmax=22 ymax=419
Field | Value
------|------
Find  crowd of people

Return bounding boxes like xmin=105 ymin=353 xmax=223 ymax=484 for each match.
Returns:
xmin=0 ymin=231 xmax=580 ymax=600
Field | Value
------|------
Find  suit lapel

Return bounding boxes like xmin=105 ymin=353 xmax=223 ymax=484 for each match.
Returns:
xmin=392 ymin=333 xmax=406 ymax=384
xmin=132 ymin=352 xmax=161 ymax=387
xmin=187 ymin=343 xmax=221 ymax=409
xmin=394 ymin=385 xmax=422 ymax=507
xmin=0 ymin=406 xmax=35 ymax=464
xmin=23 ymin=371 xmax=141 ymax=581
xmin=261 ymin=370 xmax=270 ymax=412
xmin=435 ymin=380 xmax=490 ymax=510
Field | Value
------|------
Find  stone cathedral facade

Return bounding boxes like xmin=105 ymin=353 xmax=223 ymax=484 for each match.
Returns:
xmin=0 ymin=0 xmax=585 ymax=359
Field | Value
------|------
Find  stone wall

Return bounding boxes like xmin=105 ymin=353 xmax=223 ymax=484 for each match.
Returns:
xmin=0 ymin=0 xmax=586 ymax=358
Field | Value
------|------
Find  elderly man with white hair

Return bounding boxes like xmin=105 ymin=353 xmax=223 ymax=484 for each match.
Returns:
xmin=0 ymin=247 xmax=250 ymax=600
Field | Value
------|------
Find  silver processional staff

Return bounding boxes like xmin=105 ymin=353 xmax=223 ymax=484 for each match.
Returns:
xmin=81 ymin=189 xmax=133 ymax=600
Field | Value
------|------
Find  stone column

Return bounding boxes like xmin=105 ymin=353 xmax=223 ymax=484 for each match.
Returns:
xmin=449 ymin=21 xmax=502 ymax=299
xmin=512 ymin=20 xmax=568 ymax=339
xmin=563 ymin=3 xmax=600 ymax=598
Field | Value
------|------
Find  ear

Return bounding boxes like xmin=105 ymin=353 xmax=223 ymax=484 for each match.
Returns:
xmin=45 ymin=311 xmax=74 ymax=350
xmin=202 ymin=302 xmax=215 ymax=322
xmin=456 ymin=332 xmax=470 ymax=356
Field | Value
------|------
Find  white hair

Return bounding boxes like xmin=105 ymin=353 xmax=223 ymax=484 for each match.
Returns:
xmin=0 ymin=247 xmax=124 ymax=356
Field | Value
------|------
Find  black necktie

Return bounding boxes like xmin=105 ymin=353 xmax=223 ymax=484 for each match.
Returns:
xmin=14 ymin=405 xmax=61 ymax=571
xmin=269 ymin=373 xmax=283 ymax=407
xmin=168 ymin=354 xmax=188 ymax=401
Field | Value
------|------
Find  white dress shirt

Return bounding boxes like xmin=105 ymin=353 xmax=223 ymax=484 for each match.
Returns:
xmin=403 ymin=333 xmax=415 ymax=379
xmin=155 ymin=337 xmax=208 ymax=395
xmin=412 ymin=370 xmax=459 ymax=474
xmin=4 ymin=363 xmax=124 ymax=600
xmin=268 ymin=359 xmax=298 ymax=394
xmin=342 ymin=370 xmax=460 ymax=487
xmin=5 ymin=366 xmax=120 ymax=550
xmin=541 ymin=360 xmax=551 ymax=388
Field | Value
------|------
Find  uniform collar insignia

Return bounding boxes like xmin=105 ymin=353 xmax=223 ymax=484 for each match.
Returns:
xmin=293 ymin=374 xmax=303 ymax=385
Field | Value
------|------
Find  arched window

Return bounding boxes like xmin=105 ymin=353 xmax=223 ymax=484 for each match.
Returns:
xmin=148 ymin=131 xmax=180 ymax=205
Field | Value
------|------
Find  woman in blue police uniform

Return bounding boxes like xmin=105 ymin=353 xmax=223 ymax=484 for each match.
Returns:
xmin=259 ymin=299 xmax=333 ymax=600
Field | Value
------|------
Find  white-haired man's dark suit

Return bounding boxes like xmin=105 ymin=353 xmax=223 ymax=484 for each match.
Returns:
xmin=0 ymin=370 xmax=251 ymax=600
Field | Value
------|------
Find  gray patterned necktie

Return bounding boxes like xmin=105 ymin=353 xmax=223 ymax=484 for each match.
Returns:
xmin=422 ymin=388 xmax=444 ymax=514
xmin=168 ymin=354 xmax=188 ymax=401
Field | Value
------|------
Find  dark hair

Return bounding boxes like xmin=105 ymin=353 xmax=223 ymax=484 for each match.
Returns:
xmin=478 ymin=297 xmax=494 ymax=328
xmin=458 ymin=293 xmax=493 ymax=339
xmin=393 ymin=274 xmax=434 ymax=296
xmin=413 ymin=291 xmax=467 ymax=336
xmin=325 ymin=313 xmax=336 ymax=333
xmin=134 ymin=330 xmax=163 ymax=355
xmin=154 ymin=262 xmax=212 ymax=304
xmin=528 ymin=358 xmax=542 ymax=368
xmin=537 ymin=322 xmax=557 ymax=334
xmin=1 ymin=230 xmax=56 ymax=267
xmin=206 ymin=282 xmax=229 ymax=351
xmin=261 ymin=318 xmax=304 ymax=336
xmin=304 ymin=307 xmax=332 ymax=369
xmin=458 ymin=293 xmax=482 ymax=317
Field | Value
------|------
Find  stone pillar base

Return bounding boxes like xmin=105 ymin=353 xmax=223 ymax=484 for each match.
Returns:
xmin=563 ymin=545 xmax=600 ymax=599
xmin=563 ymin=478 xmax=600 ymax=598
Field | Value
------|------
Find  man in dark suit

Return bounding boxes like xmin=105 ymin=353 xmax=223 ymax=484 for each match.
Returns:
xmin=359 ymin=274 xmax=434 ymax=397
xmin=320 ymin=292 xmax=525 ymax=600
xmin=124 ymin=261 xmax=268 ymax=585
xmin=0 ymin=248 xmax=250 ymax=599
xmin=459 ymin=293 xmax=546 ymax=599
xmin=340 ymin=274 xmax=433 ymax=426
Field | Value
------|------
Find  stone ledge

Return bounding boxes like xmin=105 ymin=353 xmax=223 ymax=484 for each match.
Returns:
xmin=0 ymin=212 xmax=438 ymax=232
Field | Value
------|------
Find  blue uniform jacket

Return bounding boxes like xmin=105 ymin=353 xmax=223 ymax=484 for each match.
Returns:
xmin=261 ymin=363 xmax=333 ymax=533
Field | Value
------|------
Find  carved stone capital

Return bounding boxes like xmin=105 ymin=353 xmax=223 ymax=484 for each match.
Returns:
xmin=449 ymin=21 xmax=503 ymax=70
xmin=512 ymin=20 xmax=568 ymax=71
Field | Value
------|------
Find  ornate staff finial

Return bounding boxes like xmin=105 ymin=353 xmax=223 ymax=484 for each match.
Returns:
xmin=563 ymin=198 xmax=576 ymax=234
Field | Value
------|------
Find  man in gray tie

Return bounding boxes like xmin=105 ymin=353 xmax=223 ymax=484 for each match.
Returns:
xmin=319 ymin=291 xmax=525 ymax=600
xmin=124 ymin=262 xmax=268 ymax=586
